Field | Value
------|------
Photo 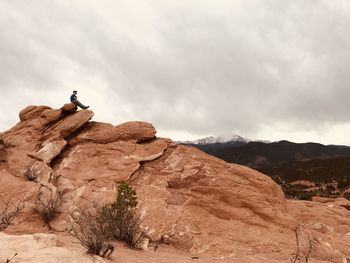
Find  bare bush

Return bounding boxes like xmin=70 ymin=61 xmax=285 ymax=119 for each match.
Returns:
xmin=290 ymin=224 xmax=313 ymax=263
xmin=34 ymin=190 xmax=62 ymax=228
xmin=25 ymin=167 xmax=38 ymax=182
xmin=4 ymin=252 xmax=18 ymax=263
xmin=0 ymin=193 xmax=24 ymax=232
xmin=117 ymin=211 xmax=146 ymax=248
xmin=70 ymin=204 xmax=114 ymax=257
xmin=291 ymin=225 xmax=301 ymax=263
xmin=305 ymin=234 xmax=313 ymax=263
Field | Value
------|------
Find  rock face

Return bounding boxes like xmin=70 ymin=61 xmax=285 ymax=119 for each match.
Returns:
xmin=0 ymin=233 xmax=103 ymax=263
xmin=0 ymin=104 xmax=350 ymax=263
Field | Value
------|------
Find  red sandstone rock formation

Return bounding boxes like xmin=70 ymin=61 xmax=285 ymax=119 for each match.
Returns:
xmin=0 ymin=104 xmax=349 ymax=263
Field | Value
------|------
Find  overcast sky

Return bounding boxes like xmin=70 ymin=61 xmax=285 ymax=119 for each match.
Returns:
xmin=1 ymin=0 xmax=350 ymax=144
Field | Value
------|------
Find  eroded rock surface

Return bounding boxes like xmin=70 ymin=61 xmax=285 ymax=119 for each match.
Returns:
xmin=0 ymin=104 xmax=349 ymax=263
xmin=0 ymin=233 xmax=103 ymax=263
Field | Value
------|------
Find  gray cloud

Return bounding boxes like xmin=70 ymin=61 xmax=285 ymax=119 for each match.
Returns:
xmin=1 ymin=0 xmax=350 ymax=144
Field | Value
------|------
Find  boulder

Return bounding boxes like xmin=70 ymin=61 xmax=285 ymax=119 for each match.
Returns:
xmin=287 ymin=200 xmax=350 ymax=262
xmin=75 ymin=121 xmax=156 ymax=143
xmin=30 ymin=139 xmax=67 ymax=164
xmin=19 ymin=105 xmax=51 ymax=121
xmin=44 ymin=110 xmax=94 ymax=140
xmin=5 ymin=149 xmax=36 ymax=177
xmin=41 ymin=108 xmax=63 ymax=122
xmin=61 ymin=103 xmax=78 ymax=113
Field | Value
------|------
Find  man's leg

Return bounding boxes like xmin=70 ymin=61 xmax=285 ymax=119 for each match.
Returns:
xmin=73 ymin=100 xmax=88 ymax=109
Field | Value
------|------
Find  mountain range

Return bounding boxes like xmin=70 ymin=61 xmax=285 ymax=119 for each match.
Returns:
xmin=180 ymin=133 xmax=250 ymax=145
xmin=184 ymin=134 xmax=350 ymax=167
xmin=184 ymin=134 xmax=350 ymax=200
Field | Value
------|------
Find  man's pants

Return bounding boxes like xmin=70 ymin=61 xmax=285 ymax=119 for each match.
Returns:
xmin=72 ymin=100 xmax=87 ymax=109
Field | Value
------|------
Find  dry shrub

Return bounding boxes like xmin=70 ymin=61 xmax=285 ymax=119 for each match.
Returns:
xmin=70 ymin=204 xmax=114 ymax=257
xmin=290 ymin=224 xmax=313 ymax=263
xmin=101 ymin=205 xmax=146 ymax=248
xmin=34 ymin=190 xmax=62 ymax=228
xmin=25 ymin=167 xmax=38 ymax=182
xmin=70 ymin=182 xmax=146 ymax=257
xmin=0 ymin=193 xmax=24 ymax=231
xmin=4 ymin=252 xmax=18 ymax=263
xmin=117 ymin=211 xmax=146 ymax=248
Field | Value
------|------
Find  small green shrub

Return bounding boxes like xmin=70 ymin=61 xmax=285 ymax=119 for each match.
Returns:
xmin=102 ymin=181 xmax=146 ymax=248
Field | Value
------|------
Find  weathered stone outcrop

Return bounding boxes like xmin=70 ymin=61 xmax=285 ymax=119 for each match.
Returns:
xmin=0 ymin=233 xmax=103 ymax=263
xmin=74 ymin=121 xmax=157 ymax=143
xmin=19 ymin=105 xmax=51 ymax=122
xmin=0 ymin=104 xmax=349 ymax=263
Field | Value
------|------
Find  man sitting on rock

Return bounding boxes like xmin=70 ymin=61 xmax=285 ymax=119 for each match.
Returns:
xmin=70 ymin=90 xmax=89 ymax=109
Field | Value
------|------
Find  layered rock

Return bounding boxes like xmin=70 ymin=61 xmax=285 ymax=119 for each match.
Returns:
xmin=0 ymin=104 xmax=349 ymax=263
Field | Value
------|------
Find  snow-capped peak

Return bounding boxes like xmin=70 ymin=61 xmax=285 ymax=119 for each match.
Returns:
xmin=191 ymin=133 xmax=250 ymax=145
